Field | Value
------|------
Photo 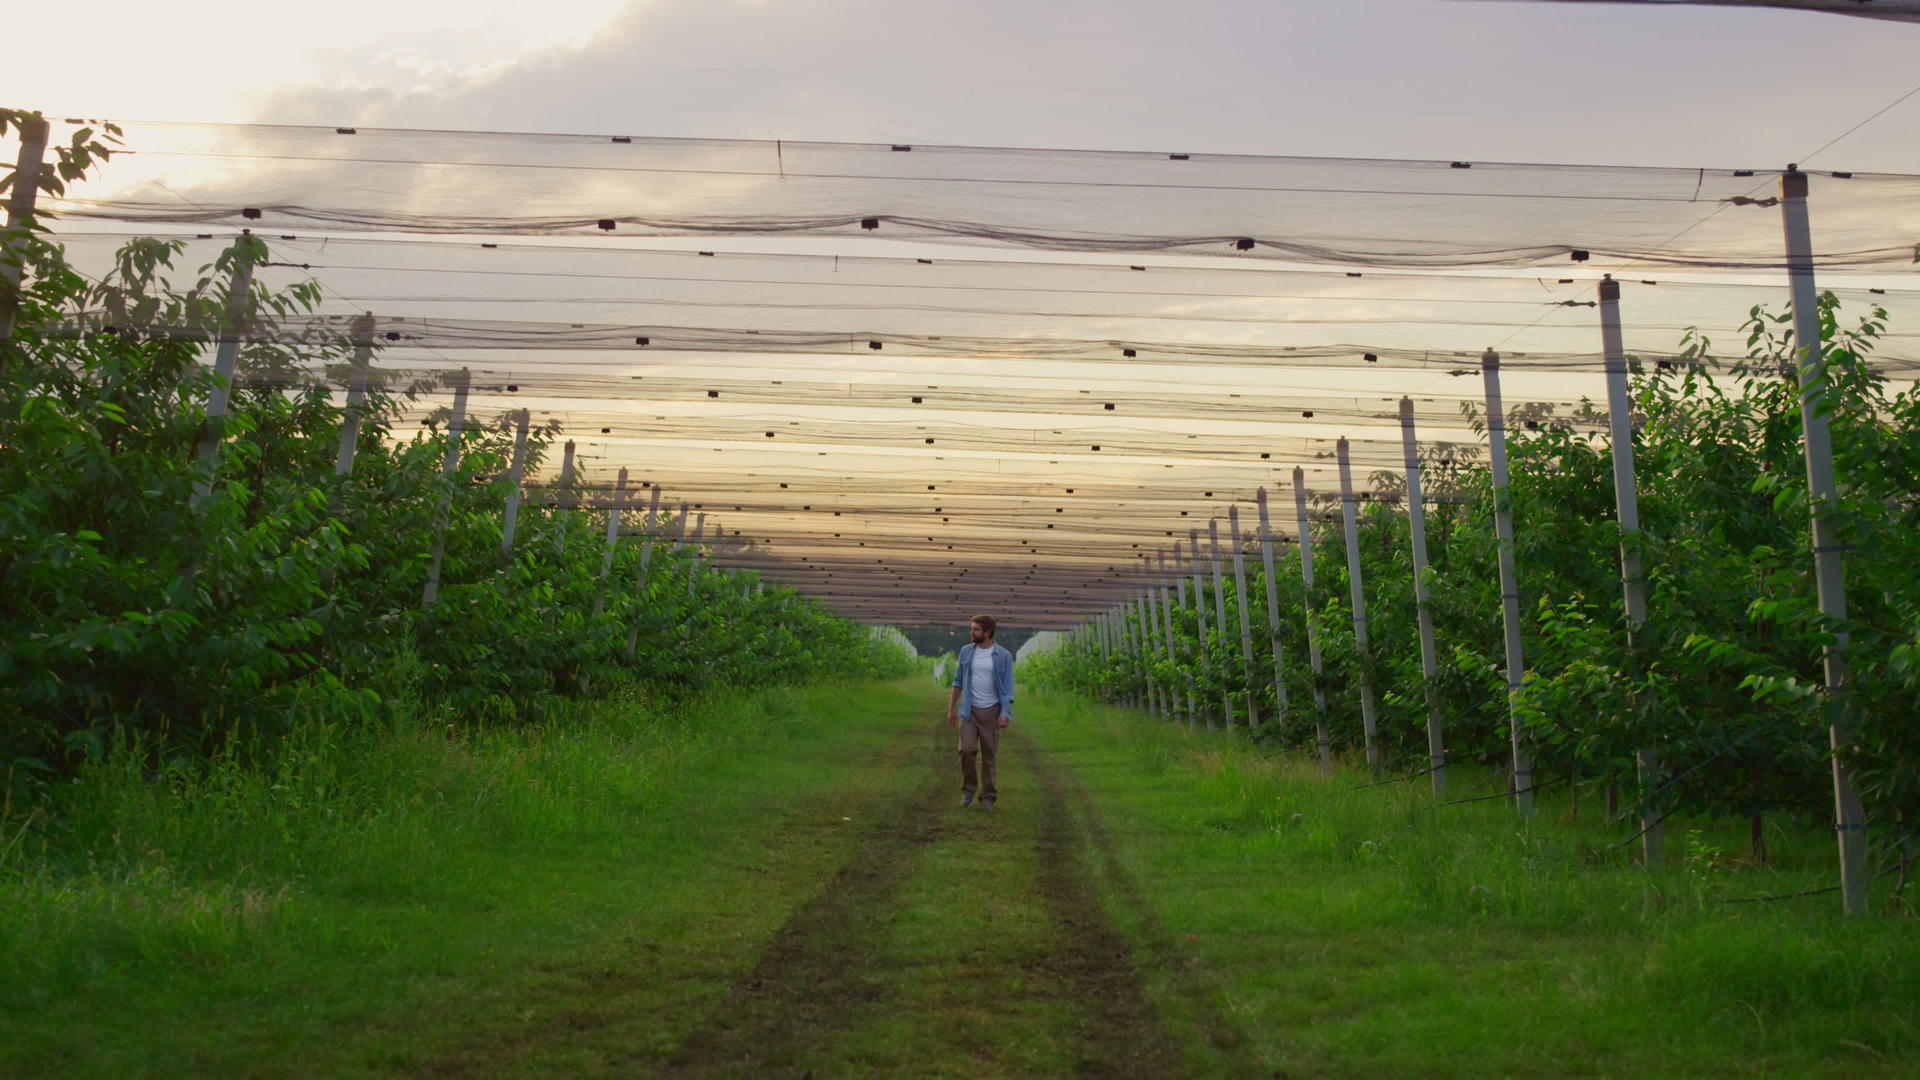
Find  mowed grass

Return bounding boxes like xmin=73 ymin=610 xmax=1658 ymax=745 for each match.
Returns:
xmin=1031 ymin=689 xmax=1920 ymax=1080
xmin=0 ymin=678 xmax=939 ymax=1078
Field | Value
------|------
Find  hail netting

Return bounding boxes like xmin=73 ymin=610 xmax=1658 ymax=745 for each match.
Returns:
xmin=1509 ymin=0 xmax=1920 ymax=22
xmin=39 ymin=229 xmax=1917 ymax=625
xmin=46 ymin=120 xmax=1920 ymax=270
xmin=28 ymin=122 xmax=1919 ymax=626
xmin=47 ymin=233 xmax=1920 ymax=374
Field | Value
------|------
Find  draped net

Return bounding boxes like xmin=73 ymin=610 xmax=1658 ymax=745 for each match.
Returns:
xmin=28 ymin=118 xmax=1918 ymax=625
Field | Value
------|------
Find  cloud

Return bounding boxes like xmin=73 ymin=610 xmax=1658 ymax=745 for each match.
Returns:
xmin=245 ymin=0 xmax=1920 ymax=170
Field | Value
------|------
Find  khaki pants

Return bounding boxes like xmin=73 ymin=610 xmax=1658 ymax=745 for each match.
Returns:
xmin=959 ymin=704 xmax=1002 ymax=805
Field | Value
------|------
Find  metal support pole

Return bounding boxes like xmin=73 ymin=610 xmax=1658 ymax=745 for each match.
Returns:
xmin=1600 ymin=276 xmax=1661 ymax=865
xmin=1139 ymin=591 xmax=1158 ymax=715
xmin=421 ymin=368 xmax=471 ymax=609
xmin=1134 ymin=593 xmax=1149 ymax=715
xmin=1157 ymin=551 xmax=1182 ymax=723
xmin=1146 ymin=586 xmax=1167 ymax=719
xmin=600 ymin=468 xmax=630 ymax=578
xmin=1167 ymin=541 xmax=1182 ymax=718
xmin=1121 ymin=591 xmax=1136 ymax=711
xmin=1255 ymin=488 xmax=1291 ymax=728
xmin=1400 ymin=398 xmax=1447 ymax=795
xmin=1781 ymin=167 xmax=1867 ymax=915
xmin=333 ymin=313 xmax=375 ymax=478
xmin=1482 ymin=350 xmax=1534 ymax=816
xmin=1207 ymin=521 xmax=1235 ymax=728
xmin=590 ymin=468 xmax=630 ymax=614
xmin=1336 ymin=439 xmax=1382 ymax=769
xmin=624 ymin=484 xmax=665 ymax=661
xmin=1293 ymin=468 xmax=1333 ymax=776
xmin=1105 ymin=611 xmax=1121 ymax=691
xmin=0 ymin=115 xmax=49 ymax=365
xmin=500 ymin=408 xmax=532 ymax=554
xmin=686 ymin=512 xmax=707 ymax=600
xmin=1229 ymin=506 xmax=1260 ymax=727
xmin=189 ymin=236 xmax=259 ymax=511
xmin=1124 ymin=594 xmax=1141 ymax=711
xmin=1188 ymin=531 xmax=1216 ymax=728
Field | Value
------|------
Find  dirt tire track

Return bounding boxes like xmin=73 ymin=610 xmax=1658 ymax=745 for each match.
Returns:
xmin=645 ymin=718 xmax=955 ymax=1078
xmin=1017 ymin=729 xmax=1191 ymax=1078
xmin=417 ymin=728 xmax=941 ymax=1080
xmin=1016 ymin=730 xmax=1265 ymax=1077
xmin=425 ymin=707 xmax=1258 ymax=1079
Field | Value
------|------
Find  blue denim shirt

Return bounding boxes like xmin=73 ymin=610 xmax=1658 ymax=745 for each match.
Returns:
xmin=951 ymin=642 xmax=1015 ymax=721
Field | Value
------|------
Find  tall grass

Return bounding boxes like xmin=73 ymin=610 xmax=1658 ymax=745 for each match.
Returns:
xmin=1037 ymin=690 xmax=1920 ymax=1075
xmin=0 ymin=679 xmax=835 ymax=1020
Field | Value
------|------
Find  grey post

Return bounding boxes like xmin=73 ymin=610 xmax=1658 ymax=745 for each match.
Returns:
xmin=1400 ymin=398 xmax=1447 ymax=795
xmin=189 ymin=236 xmax=259 ymax=511
xmin=1600 ymin=277 xmax=1661 ymax=864
xmin=1165 ymin=552 xmax=1185 ymax=723
xmin=1228 ymin=506 xmax=1259 ymax=727
xmin=624 ymin=484 xmax=665 ymax=661
xmin=686 ymin=512 xmax=707 ymax=599
xmin=1781 ymin=167 xmax=1868 ymax=914
xmin=499 ymin=409 xmax=532 ymax=555
xmin=549 ymin=439 xmax=579 ymax=554
xmin=1131 ymin=596 xmax=1146 ymax=710
xmin=1292 ymin=468 xmax=1333 ymax=776
xmin=1482 ymin=350 xmax=1535 ymax=815
xmin=1128 ymin=590 xmax=1146 ymax=714
xmin=334 ymin=313 xmax=376 ymax=478
xmin=1255 ymin=488 xmax=1291 ymax=727
xmin=1188 ymin=531 xmax=1216 ymax=728
xmin=1144 ymin=585 xmax=1166 ymax=718
xmin=590 ymin=467 xmax=630 ymax=615
xmin=1157 ymin=571 xmax=1175 ymax=720
xmin=421 ymin=368 xmax=472 ymax=608
xmin=0 ymin=115 xmax=49 ymax=363
xmin=1121 ymin=588 xmax=1136 ymax=707
xmin=1138 ymin=591 xmax=1157 ymax=714
xmin=1153 ymin=567 xmax=1172 ymax=719
xmin=1167 ymin=538 xmax=1182 ymax=722
xmin=1105 ymin=607 xmax=1121 ymax=687
xmin=1336 ymin=439 xmax=1382 ymax=769
xmin=601 ymin=468 xmax=630 ymax=577
xmin=1207 ymin=522 xmax=1235 ymax=728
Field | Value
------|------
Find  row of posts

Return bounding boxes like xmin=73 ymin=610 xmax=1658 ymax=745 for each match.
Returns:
xmin=0 ymin=137 xmax=1866 ymax=914
xmin=1072 ymin=169 xmax=1866 ymax=913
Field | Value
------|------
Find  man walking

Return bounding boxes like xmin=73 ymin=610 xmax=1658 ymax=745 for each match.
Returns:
xmin=947 ymin=614 xmax=1014 ymax=810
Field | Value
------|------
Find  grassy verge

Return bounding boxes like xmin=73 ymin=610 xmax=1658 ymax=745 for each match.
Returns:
xmin=1031 ymin=689 xmax=1920 ymax=1079
xmin=0 ymin=678 xmax=933 ymax=1078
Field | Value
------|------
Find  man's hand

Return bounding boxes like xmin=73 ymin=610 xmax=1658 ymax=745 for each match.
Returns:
xmin=947 ymin=711 xmax=959 ymax=727
xmin=998 ymin=714 xmax=1011 ymax=728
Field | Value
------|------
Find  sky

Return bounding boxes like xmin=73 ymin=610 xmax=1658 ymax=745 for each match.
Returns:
xmin=9 ymin=0 xmax=1920 ymax=173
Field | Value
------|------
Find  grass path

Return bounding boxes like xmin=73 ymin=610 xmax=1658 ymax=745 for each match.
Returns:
xmin=12 ymin=678 xmax=1913 ymax=1077
xmin=428 ymin=684 xmax=1241 ymax=1078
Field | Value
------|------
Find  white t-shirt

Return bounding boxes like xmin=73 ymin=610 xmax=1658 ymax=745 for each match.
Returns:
xmin=969 ymin=645 xmax=999 ymax=709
